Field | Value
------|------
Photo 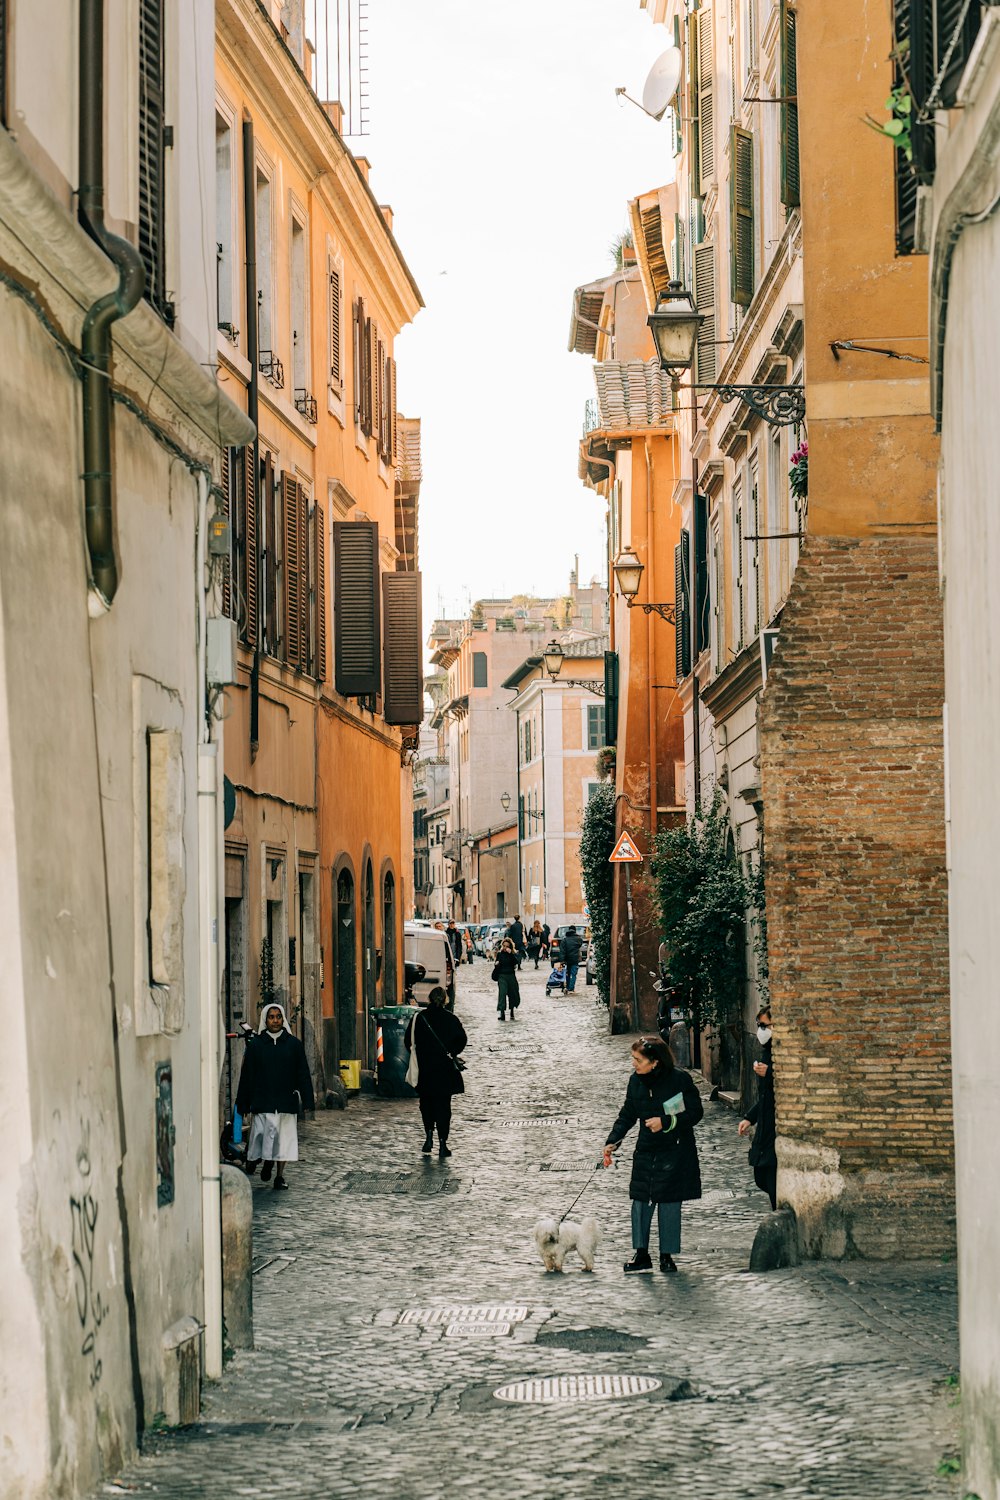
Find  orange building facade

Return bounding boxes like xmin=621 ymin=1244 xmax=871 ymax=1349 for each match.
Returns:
xmin=216 ymin=0 xmax=423 ymax=1097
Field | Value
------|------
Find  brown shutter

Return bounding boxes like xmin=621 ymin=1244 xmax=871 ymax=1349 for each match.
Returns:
xmin=780 ymin=0 xmax=800 ymax=209
xmin=375 ymin=332 xmax=385 ymax=456
xmin=264 ymin=452 xmax=277 ymax=652
xmin=334 ymin=520 xmax=381 ymax=696
xmin=697 ymin=7 xmax=714 ymax=190
xmin=313 ymin=505 xmax=327 ymax=683
xmin=299 ymin=483 xmax=310 ymax=669
xmin=282 ymin=473 xmax=303 ymax=668
xmin=731 ymin=125 xmax=755 ymax=308
xmin=221 ymin=446 xmax=232 ymax=619
xmin=243 ymin=446 xmax=259 ymax=650
xmin=353 ymin=296 xmax=364 ymax=425
xmin=382 ymin=571 xmax=423 ymax=725
xmin=329 ymin=263 xmax=341 ymax=387
xmin=389 ymin=356 xmax=397 ymax=464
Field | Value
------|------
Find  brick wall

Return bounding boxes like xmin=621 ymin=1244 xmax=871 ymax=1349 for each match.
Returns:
xmin=759 ymin=535 xmax=954 ymax=1258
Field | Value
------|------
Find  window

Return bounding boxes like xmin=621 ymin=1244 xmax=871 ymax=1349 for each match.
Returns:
xmin=215 ymin=111 xmax=235 ymax=335
xmin=383 ymin=572 xmax=423 ymax=725
xmin=333 ymin=520 xmax=381 ymax=697
xmin=290 ymin=216 xmax=308 ymax=393
xmin=693 ymin=242 xmax=717 ymax=383
xmin=766 ymin=430 xmax=782 ymax=608
xmin=694 ymin=492 xmax=710 ymax=656
xmin=747 ymin=453 xmax=761 ymax=636
xmin=587 ymin=704 xmax=606 ymax=750
xmin=693 ymin=7 xmax=714 ymax=192
xmin=138 ymin=0 xmax=171 ymax=323
xmin=711 ymin=520 xmax=724 ymax=673
xmin=675 ymin=531 xmax=692 ymax=680
xmin=281 ymin=472 xmax=309 ymax=672
xmin=587 ymin=781 xmax=603 ymax=803
xmin=733 ymin=481 xmax=745 ymax=651
xmin=328 ymin=255 xmax=343 ymax=393
xmin=256 ymin=169 xmax=273 ymax=354
xmin=472 ymin=652 xmax=488 ymax=688
xmin=731 ymin=126 xmax=755 ymax=308
xmin=260 ymin=451 xmax=280 ymax=656
xmin=780 ymin=0 xmax=800 ymax=209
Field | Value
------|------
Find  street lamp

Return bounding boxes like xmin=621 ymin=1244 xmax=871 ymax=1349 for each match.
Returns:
xmin=540 ymin=639 xmax=606 ymax=695
xmin=612 ymin=548 xmax=677 ymax=624
xmin=500 ymin=791 xmax=511 ymax=813
xmin=649 ymin=278 xmax=805 ymax=428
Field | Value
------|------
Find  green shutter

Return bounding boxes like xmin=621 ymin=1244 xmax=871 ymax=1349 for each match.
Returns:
xmin=697 ymin=7 xmax=715 ymax=191
xmin=731 ymin=125 xmax=755 ymax=307
xmin=687 ymin=12 xmax=701 ymax=199
xmin=675 ymin=532 xmax=692 ymax=680
xmin=780 ymin=0 xmax=800 ymax=209
xmin=604 ymin=651 xmax=619 ymax=747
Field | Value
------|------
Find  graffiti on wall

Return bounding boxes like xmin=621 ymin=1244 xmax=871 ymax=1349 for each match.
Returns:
xmin=155 ymin=1061 xmax=175 ymax=1207
xmin=70 ymin=1122 xmax=106 ymax=1388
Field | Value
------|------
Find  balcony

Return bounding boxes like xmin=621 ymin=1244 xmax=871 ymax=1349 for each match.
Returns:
xmin=259 ymin=351 xmax=285 ymax=389
xmin=294 ymin=388 xmax=318 ymax=424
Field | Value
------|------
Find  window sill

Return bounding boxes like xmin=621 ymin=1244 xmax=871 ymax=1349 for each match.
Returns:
xmin=328 ymin=386 xmax=346 ymax=427
xmin=259 ymin=383 xmax=318 ymax=449
xmin=217 ymin=331 xmax=252 ymax=383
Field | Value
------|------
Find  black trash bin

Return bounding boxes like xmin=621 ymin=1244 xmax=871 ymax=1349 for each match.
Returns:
xmin=371 ymin=1005 xmax=420 ymax=1098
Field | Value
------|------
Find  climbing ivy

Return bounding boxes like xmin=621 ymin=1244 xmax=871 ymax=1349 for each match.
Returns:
xmin=649 ymin=792 xmax=754 ymax=1029
xmin=579 ymin=783 xmax=616 ymax=1006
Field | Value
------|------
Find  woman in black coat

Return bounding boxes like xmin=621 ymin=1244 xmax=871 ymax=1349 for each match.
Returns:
xmin=404 ymin=987 xmax=468 ymax=1158
xmin=739 ymin=1007 xmax=776 ymax=1208
xmin=492 ymin=938 xmax=521 ymax=1020
xmin=236 ymin=1003 xmax=315 ymax=1189
xmin=603 ymin=1035 xmax=704 ymax=1273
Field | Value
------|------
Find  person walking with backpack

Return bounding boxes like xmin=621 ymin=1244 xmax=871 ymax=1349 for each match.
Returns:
xmin=561 ymin=925 xmax=583 ymax=993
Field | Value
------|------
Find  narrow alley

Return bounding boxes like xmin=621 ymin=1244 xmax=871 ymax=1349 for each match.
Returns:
xmin=102 ymin=965 xmax=959 ymax=1500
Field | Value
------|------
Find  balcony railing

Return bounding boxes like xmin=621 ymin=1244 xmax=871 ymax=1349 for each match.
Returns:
xmin=294 ymin=388 xmax=318 ymax=424
xmin=259 ymin=351 xmax=285 ymax=389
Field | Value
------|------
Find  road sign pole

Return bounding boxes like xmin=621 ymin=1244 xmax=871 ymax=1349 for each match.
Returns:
xmin=625 ymin=864 xmax=639 ymax=1025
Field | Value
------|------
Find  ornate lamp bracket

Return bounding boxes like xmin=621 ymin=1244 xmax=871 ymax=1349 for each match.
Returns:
xmin=693 ymin=383 xmax=805 ymax=427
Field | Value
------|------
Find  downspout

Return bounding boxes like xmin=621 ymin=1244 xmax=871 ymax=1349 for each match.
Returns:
xmin=644 ymin=438 xmax=657 ymax=839
xmin=78 ymin=0 xmax=145 ymax=610
xmin=242 ymin=113 xmax=261 ymax=753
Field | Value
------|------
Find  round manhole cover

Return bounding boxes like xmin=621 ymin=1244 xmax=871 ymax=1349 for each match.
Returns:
xmin=494 ymin=1374 xmax=661 ymax=1405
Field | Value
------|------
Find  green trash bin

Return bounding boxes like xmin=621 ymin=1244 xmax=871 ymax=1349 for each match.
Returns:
xmin=371 ymin=1005 xmax=420 ymax=1098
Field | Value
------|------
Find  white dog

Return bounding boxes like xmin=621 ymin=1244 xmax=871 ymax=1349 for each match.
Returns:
xmin=533 ymin=1215 xmax=599 ymax=1272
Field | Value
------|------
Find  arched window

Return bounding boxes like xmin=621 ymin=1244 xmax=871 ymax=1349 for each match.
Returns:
xmin=363 ymin=862 xmax=377 ymax=1024
xmin=335 ymin=868 xmax=356 ymax=1059
xmin=382 ymin=872 xmax=397 ymax=1004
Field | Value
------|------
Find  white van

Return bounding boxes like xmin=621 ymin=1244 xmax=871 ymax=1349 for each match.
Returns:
xmin=404 ymin=923 xmax=456 ymax=1006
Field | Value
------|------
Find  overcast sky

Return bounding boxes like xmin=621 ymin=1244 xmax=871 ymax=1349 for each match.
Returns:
xmin=358 ymin=0 xmax=674 ymax=626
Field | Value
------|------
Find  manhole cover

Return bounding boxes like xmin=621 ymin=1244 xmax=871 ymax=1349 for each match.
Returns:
xmin=500 ymin=1117 xmax=579 ymax=1127
xmin=398 ymin=1305 xmax=529 ymax=1327
xmin=343 ymin=1171 xmax=459 ymax=1196
xmin=487 ymin=1044 xmax=535 ymax=1053
xmin=494 ymin=1374 xmax=662 ymax=1405
xmin=446 ymin=1322 xmax=512 ymax=1338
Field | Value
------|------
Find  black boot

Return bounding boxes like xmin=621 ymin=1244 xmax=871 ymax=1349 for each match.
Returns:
xmin=497 ymin=1010 xmax=505 ymax=1021
xmin=439 ymin=1142 xmax=452 ymax=1158
xmin=623 ymin=1249 xmax=653 ymax=1274
xmin=660 ymin=1254 xmax=678 ymax=1273
xmin=421 ymin=1134 xmax=433 ymax=1154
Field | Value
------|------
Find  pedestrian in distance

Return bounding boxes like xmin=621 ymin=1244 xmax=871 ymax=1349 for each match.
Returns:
xmin=561 ymin=924 xmax=583 ymax=993
xmin=446 ymin=919 xmax=464 ymax=966
xmin=492 ymin=937 xmax=522 ymax=1021
xmin=404 ymin=987 xmax=467 ymax=1159
xmin=602 ymin=1035 xmax=704 ymax=1273
xmin=540 ymin=921 xmax=551 ymax=960
xmin=527 ymin=920 xmax=544 ymax=968
xmin=236 ymin=1002 xmax=315 ymax=1191
xmin=739 ymin=1006 xmax=777 ymax=1210
xmin=463 ymin=926 xmax=474 ymax=965
xmin=506 ymin=914 xmax=526 ymax=968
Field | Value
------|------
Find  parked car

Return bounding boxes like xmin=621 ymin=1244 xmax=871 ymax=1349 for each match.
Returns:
xmin=482 ymin=922 xmax=507 ymax=958
xmin=403 ymin=922 xmax=455 ymax=1006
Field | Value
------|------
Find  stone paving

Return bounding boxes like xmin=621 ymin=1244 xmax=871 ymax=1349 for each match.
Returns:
xmin=100 ymin=962 xmax=960 ymax=1500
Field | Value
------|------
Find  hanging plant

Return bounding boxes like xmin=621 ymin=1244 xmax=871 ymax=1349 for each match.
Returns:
xmin=789 ymin=440 xmax=808 ymax=501
xmin=579 ymin=783 xmax=616 ymax=1006
xmin=596 ymin=745 xmax=617 ymax=781
xmin=863 ymin=85 xmax=913 ymax=163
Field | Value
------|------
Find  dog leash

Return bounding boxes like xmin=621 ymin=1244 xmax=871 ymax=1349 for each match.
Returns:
xmin=559 ymin=1154 xmax=617 ymax=1225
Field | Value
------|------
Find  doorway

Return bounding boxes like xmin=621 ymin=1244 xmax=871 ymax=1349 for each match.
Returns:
xmin=382 ymin=871 xmax=397 ymax=1005
xmin=363 ymin=861 xmax=376 ymax=1063
xmin=335 ymin=868 xmax=357 ymax=1060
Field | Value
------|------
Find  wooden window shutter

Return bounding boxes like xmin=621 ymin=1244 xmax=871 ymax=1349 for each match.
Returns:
xmin=780 ymin=0 xmax=800 ymax=208
xmin=374 ymin=330 xmax=385 ymax=454
xmin=734 ymin=495 xmax=745 ymax=650
xmin=382 ymin=571 xmax=423 ymax=725
xmin=389 ymin=357 xmax=398 ymax=464
xmin=333 ymin=520 xmax=381 ymax=697
xmin=687 ymin=12 xmax=701 ymax=199
xmin=1 ymin=0 xmax=9 ymax=126
xmin=264 ymin=452 xmax=278 ymax=653
xmin=697 ymin=7 xmax=715 ymax=190
xmin=935 ymin=0 xmax=981 ymax=109
xmin=675 ymin=530 xmax=692 ymax=680
xmin=243 ymin=446 xmax=259 ymax=650
xmin=299 ymin=483 xmax=310 ymax=669
xmin=672 ymin=213 xmax=685 ymax=284
xmin=281 ymin=474 xmax=304 ymax=668
xmin=363 ymin=313 xmax=376 ymax=438
xmin=731 ymin=125 xmax=755 ymax=307
xmin=894 ymin=0 xmax=935 ymax=255
xmin=221 ymin=447 xmax=233 ymax=620
xmin=694 ymin=492 xmax=710 ymax=656
xmin=353 ymin=297 xmax=366 ymax=427
xmin=693 ymin=242 xmax=717 ymax=384
xmin=603 ymin=651 xmax=619 ymax=747
xmin=313 ymin=506 xmax=327 ymax=683
xmin=138 ymin=0 xmax=170 ymax=323
xmin=329 ymin=263 xmax=342 ymax=387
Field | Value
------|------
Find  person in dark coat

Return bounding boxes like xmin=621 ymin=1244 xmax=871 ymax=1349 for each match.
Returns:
xmin=526 ymin=920 xmax=544 ymax=968
xmin=404 ymin=987 xmax=467 ymax=1158
xmin=492 ymin=938 xmax=521 ymax=1020
xmin=603 ymin=1035 xmax=704 ymax=1273
xmin=561 ymin=925 xmax=583 ymax=992
xmin=506 ymin=915 xmax=526 ymax=967
xmin=739 ymin=1006 xmax=776 ymax=1209
xmin=237 ymin=1003 xmax=315 ymax=1190
xmin=540 ymin=922 xmax=551 ymax=959
xmin=446 ymin=919 xmax=464 ymax=965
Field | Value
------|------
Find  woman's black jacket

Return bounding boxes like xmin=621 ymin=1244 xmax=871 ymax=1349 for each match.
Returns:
xmin=745 ymin=1041 xmax=776 ymax=1169
xmin=492 ymin=950 xmax=520 ymax=978
xmin=236 ymin=1031 xmax=315 ymax=1116
xmin=606 ymin=1066 xmax=703 ymax=1203
xmin=404 ymin=1006 xmax=468 ymax=1096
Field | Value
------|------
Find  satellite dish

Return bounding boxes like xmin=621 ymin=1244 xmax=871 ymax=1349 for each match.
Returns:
xmin=642 ymin=47 xmax=682 ymax=121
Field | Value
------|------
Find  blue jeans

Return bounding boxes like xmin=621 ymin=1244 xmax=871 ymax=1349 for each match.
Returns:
xmin=565 ymin=962 xmax=579 ymax=992
xmin=631 ymin=1200 xmax=682 ymax=1254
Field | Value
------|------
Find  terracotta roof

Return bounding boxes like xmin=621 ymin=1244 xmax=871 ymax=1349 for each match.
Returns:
xmin=567 ymin=274 xmax=615 ymax=356
xmin=593 ymin=359 xmax=674 ymax=429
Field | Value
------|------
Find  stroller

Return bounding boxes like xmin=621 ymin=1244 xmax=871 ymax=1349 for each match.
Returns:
xmin=545 ymin=962 xmax=567 ymax=997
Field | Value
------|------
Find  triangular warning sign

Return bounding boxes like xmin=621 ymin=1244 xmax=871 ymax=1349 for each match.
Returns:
xmin=609 ymin=830 xmax=643 ymax=864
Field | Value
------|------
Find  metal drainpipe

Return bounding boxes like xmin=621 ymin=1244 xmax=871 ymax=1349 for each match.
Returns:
xmin=243 ymin=113 xmax=261 ymax=752
xmin=78 ymin=0 xmax=145 ymax=609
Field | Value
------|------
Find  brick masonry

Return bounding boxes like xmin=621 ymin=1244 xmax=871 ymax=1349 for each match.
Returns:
xmin=759 ymin=535 xmax=954 ymax=1259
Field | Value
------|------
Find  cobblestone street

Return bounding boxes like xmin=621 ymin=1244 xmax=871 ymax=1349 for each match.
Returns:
xmin=103 ymin=965 xmax=960 ymax=1500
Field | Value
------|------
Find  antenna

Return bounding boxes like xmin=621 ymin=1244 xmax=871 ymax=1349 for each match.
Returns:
xmin=615 ymin=46 xmax=682 ymax=123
